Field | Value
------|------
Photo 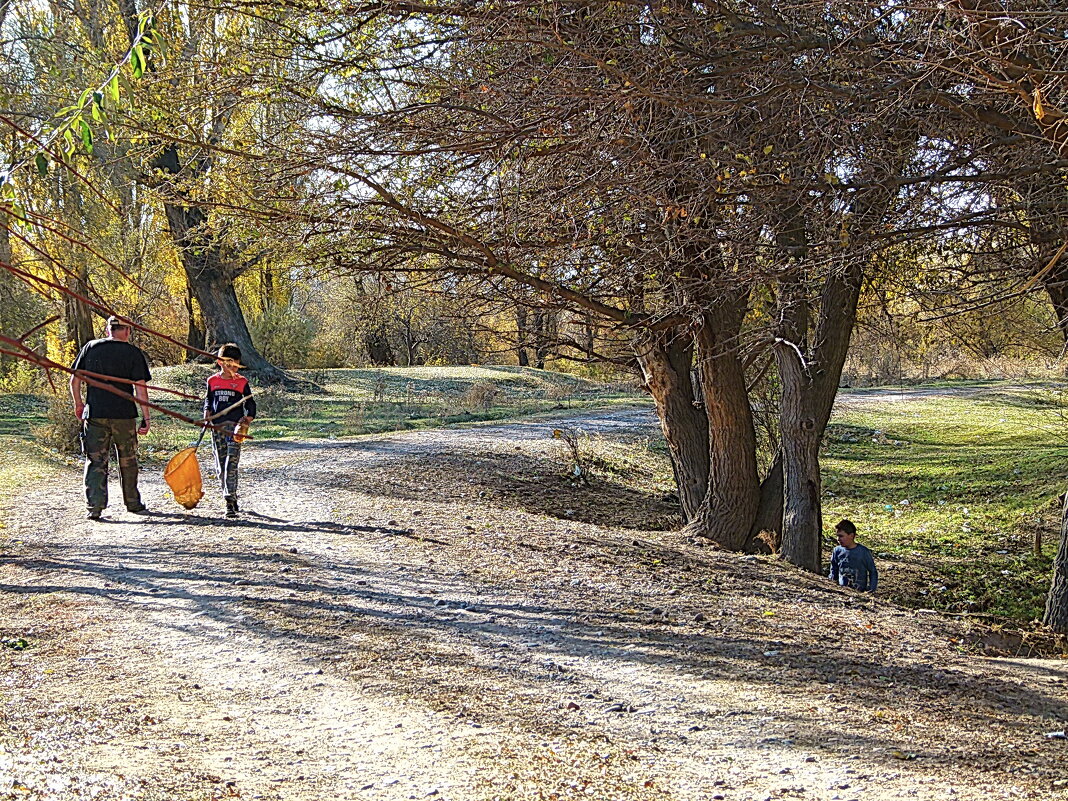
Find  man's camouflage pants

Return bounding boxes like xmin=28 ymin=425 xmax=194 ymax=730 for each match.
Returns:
xmin=82 ymin=418 xmax=142 ymax=513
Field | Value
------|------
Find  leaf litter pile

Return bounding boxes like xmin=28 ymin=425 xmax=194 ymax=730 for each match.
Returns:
xmin=1 ymin=408 xmax=1068 ymax=800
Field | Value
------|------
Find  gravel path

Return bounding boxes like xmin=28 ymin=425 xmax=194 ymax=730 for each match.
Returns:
xmin=2 ymin=407 xmax=1068 ymax=800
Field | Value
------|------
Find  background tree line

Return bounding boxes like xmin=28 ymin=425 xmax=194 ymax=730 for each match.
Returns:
xmin=5 ymin=0 xmax=1068 ymax=623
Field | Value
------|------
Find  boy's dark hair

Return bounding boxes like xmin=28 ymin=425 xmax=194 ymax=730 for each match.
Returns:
xmin=836 ymin=519 xmax=857 ymax=536
xmin=217 ymin=343 xmax=242 ymax=362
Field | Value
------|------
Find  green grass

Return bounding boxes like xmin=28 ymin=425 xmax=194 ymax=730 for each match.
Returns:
xmin=824 ymin=386 xmax=1068 ymax=621
xmin=138 ymin=365 xmax=640 ymax=457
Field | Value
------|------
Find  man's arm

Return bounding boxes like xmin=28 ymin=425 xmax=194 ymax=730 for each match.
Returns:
xmin=70 ymin=374 xmax=85 ymax=420
xmin=134 ymin=380 xmax=150 ymax=435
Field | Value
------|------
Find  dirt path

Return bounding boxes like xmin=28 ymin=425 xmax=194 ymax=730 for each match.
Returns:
xmin=3 ymin=408 xmax=1068 ymax=800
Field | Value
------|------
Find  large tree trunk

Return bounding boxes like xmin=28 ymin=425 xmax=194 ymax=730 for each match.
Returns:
xmin=777 ymin=346 xmax=824 ymax=572
xmin=161 ymin=199 xmax=281 ymax=379
xmin=684 ymin=300 xmax=760 ymax=550
xmin=635 ymin=329 xmax=709 ymax=522
xmin=184 ymin=283 xmax=205 ymax=362
xmin=516 ymin=306 xmax=530 ymax=366
xmin=64 ymin=265 xmax=96 ymax=349
xmin=1045 ymin=271 xmax=1068 ymax=342
xmin=364 ymin=327 xmax=396 ymax=365
xmin=1045 ymin=492 xmax=1068 ymax=633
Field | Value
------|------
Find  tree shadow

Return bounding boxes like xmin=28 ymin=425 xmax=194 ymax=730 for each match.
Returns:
xmin=3 ymin=539 xmax=1065 ymax=787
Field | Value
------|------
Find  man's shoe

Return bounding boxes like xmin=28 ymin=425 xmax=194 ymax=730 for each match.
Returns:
xmin=126 ymin=504 xmax=148 ymax=514
xmin=86 ymin=509 xmax=102 ymax=521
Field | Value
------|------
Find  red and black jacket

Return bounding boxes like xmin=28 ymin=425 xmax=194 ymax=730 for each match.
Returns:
xmin=204 ymin=373 xmax=256 ymax=425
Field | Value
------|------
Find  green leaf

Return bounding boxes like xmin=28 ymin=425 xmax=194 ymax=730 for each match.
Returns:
xmin=106 ymin=75 xmax=120 ymax=106
xmin=79 ymin=119 xmax=93 ymax=154
xmin=63 ymin=128 xmax=75 ymax=158
xmin=131 ymin=45 xmax=145 ymax=78
xmin=34 ymin=154 xmax=48 ymax=177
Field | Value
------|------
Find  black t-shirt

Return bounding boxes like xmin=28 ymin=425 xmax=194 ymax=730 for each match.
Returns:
xmin=71 ymin=338 xmax=152 ymax=419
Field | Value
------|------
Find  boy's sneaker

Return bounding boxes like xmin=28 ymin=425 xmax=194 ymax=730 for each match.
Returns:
xmin=126 ymin=503 xmax=148 ymax=514
xmin=86 ymin=509 xmax=102 ymax=521
xmin=225 ymin=497 xmax=238 ymax=518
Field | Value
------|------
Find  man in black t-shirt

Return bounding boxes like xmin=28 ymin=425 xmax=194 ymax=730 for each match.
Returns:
xmin=69 ymin=316 xmax=152 ymax=520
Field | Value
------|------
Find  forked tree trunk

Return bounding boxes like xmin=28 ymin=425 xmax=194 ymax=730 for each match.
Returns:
xmin=161 ymin=200 xmax=281 ymax=379
xmin=635 ymin=330 xmax=709 ymax=522
xmin=775 ymin=268 xmax=863 ymax=570
xmin=1044 ymin=492 xmax=1068 ymax=633
xmin=684 ymin=302 xmax=760 ymax=550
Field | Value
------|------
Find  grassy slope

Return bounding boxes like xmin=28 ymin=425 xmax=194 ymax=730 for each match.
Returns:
xmin=824 ymin=385 xmax=1068 ymax=621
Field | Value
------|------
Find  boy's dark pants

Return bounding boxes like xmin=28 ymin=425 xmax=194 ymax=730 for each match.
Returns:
xmin=82 ymin=418 xmax=142 ymax=513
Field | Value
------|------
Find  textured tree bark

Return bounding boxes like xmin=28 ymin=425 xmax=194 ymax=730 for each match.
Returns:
xmin=1045 ymin=273 xmax=1068 ymax=343
xmin=684 ymin=299 xmax=760 ymax=550
xmin=161 ymin=199 xmax=281 ymax=379
xmin=64 ymin=266 xmax=96 ymax=350
xmin=747 ymin=452 xmax=783 ymax=552
xmin=635 ymin=330 xmax=709 ymax=522
xmin=184 ymin=284 xmax=204 ymax=363
xmin=1044 ymin=492 xmax=1068 ymax=633
xmin=777 ymin=344 xmax=824 ymax=572
xmin=364 ymin=327 xmax=396 ymax=365
xmin=776 ymin=262 xmax=864 ymax=570
xmin=516 ymin=306 xmax=529 ymax=366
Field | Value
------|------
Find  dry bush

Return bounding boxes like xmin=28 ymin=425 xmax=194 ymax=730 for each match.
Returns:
xmin=253 ymin=386 xmax=286 ymax=417
xmin=371 ymin=372 xmax=389 ymax=403
xmin=552 ymin=426 xmax=589 ymax=484
xmin=344 ymin=401 xmax=368 ymax=429
xmin=462 ymin=381 xmax=500 ymax=411
xmin=32 ymin=393 xmax=81 ymax=455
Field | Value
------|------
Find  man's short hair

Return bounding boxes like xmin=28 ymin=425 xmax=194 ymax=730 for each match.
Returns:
xmin=836 ymin=519 xmax=857 ymax=536
xmin=105 ymin=315 xmax=130 ymax=330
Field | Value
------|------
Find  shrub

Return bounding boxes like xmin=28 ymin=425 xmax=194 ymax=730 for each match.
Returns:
xmin=32 ymin=392 xmax=81 ymax=455
xmin=0 ymin=361 xmax=41 ymax=394
xmin=462 ymin=381 xmax=499 ymax=411
xmin=253 ymin=386 xmax=286 ymax=417
xmin=250 ymin=304 xmax=317 ymax=368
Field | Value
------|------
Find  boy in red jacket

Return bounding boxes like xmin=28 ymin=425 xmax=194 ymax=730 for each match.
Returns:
xmin=204 ymin=344 xmax=256 ymax=518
